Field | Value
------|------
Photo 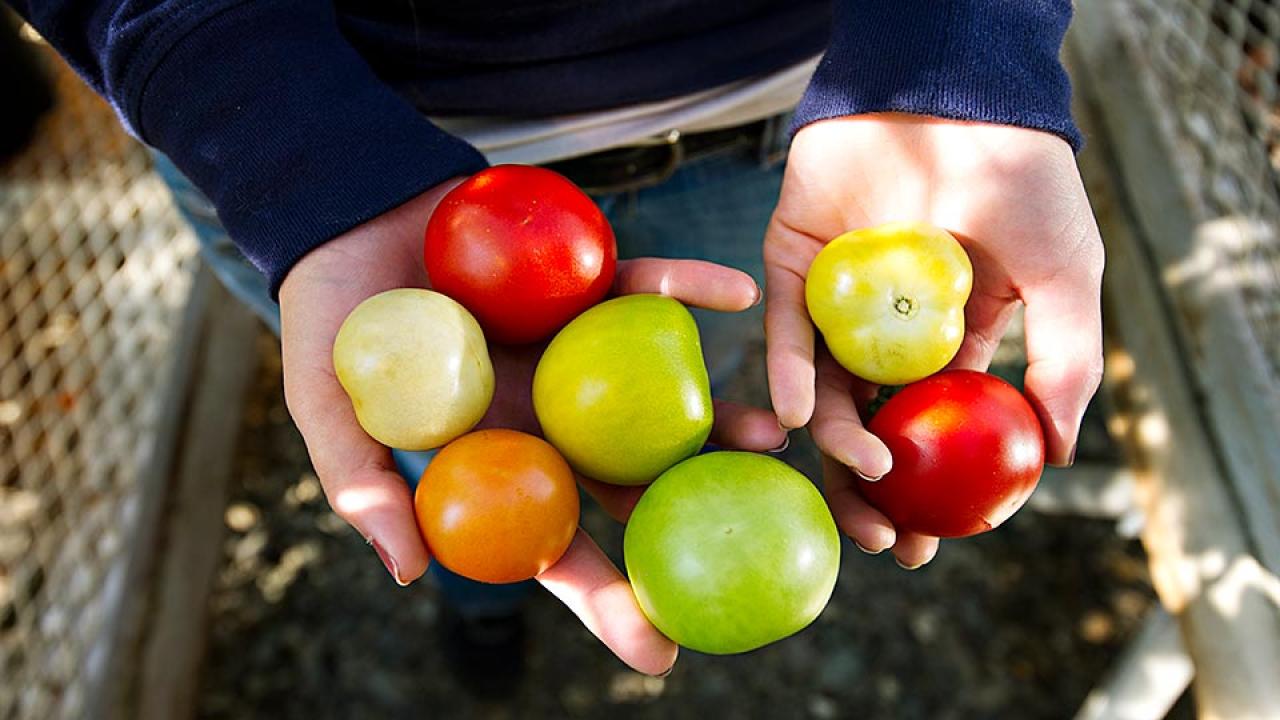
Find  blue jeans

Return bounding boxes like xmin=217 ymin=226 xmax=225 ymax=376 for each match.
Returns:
xmin=154 ymin=129 xmax=787 ymax=616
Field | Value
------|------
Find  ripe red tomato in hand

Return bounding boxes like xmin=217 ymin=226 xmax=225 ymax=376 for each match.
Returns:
xmin=424 ymin=165 xmax=617 ymax=345
xmin=860 ymin=370 xmax=1045 ymax=538
xmin=414 ymin=429 xmax=580 ymax=583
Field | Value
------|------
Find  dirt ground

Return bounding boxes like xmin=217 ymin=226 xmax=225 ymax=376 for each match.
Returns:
xmin=194 ymin=331 xmax=1187 ymax=720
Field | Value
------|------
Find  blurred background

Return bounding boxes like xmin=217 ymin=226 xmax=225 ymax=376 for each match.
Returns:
xmin=2 ymin=1 xmax=1278 ymax=718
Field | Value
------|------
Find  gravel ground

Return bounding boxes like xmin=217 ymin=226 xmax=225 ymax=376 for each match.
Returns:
xmin=195 ymin=329 xmax=1181 ymax=720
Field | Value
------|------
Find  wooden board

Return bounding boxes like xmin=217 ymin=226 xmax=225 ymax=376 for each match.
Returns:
xmin=1075 ymin=610 xmax=1193 ymax=720
xmin=1072 ymin=0 xmax=1280 ymax=579
xmin=84 ymin=267 xmax=214 ymax=719
xmin=1069 ymin=5 xmax=1280 ymax=715
xmin=90 ymin=269 xmax=261 ymax=720
xmin=134 ymin=276 xmax=260 ymax=720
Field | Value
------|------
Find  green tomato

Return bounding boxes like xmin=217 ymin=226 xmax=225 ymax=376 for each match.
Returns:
xmin=805 ymin=221 xmax=973 ymax=386
xmin=624 ymin=452 xmax=841 ymax=654
xmin=532 ymin=294 xmax=712 ymax=486
xmin=333 ymin=289 xmax=494 ymax=450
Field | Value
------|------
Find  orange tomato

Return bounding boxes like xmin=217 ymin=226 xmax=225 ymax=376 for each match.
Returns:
xmin=414 ymin=429 xmax=580 ymax=583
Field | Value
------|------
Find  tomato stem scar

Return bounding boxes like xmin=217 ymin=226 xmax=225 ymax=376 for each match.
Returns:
xmin=893 ymin=295 xmax=918 ymax=319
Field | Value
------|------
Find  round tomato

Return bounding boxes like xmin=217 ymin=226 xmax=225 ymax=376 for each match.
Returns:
xmin=624 ymin=452 xmax=840 ymax=654
xmin=424 ymin=165 xmax=617 ymax=345
xmin=805 ymin=222 xmax=972 ymax=386
xmin=333 ymin=289 xmax=493 ymax=451
xmin=861 ymin=370 xmax=1045 ymax=538
xmin=415 ymin=429 xmax=580 ymax=583
xmin=533 ymin=294 xmax=713 ymax=486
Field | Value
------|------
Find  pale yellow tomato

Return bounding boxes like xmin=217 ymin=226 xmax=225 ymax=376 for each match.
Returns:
xmin=805 ymin=222 xmax=973 ymax=386
xmin=333 ymin=289 xmax=494 ymax=450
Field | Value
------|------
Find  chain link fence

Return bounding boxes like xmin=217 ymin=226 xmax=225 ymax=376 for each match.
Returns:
xmin=1123 ymin=0 xmax=1280 ymax=379
xmin=0 ymin=43 xmax=200 ymax=719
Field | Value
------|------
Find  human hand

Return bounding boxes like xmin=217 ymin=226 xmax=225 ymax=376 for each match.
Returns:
xmin=764 ymin=114 xmax=1104 ymax=568
xmin=279 ymin=180 xmax=784 ymax=674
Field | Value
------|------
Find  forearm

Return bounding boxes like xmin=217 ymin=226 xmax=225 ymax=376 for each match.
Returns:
xmin=8 ymin=0 xmax=487 ymax=295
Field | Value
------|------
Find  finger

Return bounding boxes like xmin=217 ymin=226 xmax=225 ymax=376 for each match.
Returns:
xmin=283 ymin=363 xmax=430 ymax=585
xmin=614 ymin=258 xmax=759 ymax=311
xmin=709 ymin=399 xmax=788 ymax=452
xmin=822 ymin=457 xmax=896 ymax=552
xmin=577 ymin=476 xmax=647 ymax=523
xmin=945 ymin=232 xmax=1017 ymax=372
xmin=947 ymin=287 xmax=1018 ymax=373
xmin=891 ymin=532 xmax=940 ymax=570
xmin=810 ymin=350 xmax=893 ymax=479
xmin=538 ymin=529 xmax=679 ymax=676
xmin=850 ymin=380 xmax=881 ymax=418
xmin=764 ymin=253 xmax=816 ymax=429
xmin=1022 ymin=273 xmax=1104 ymax=467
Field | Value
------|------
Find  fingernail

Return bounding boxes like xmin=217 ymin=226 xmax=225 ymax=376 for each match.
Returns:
xmin=370 ymin=538 xmax=407 ymax=586
xmin=768 ymin=435 xmax=791 ymax=454
xmin=656 ymin=665 xmax=675 ymax=678
xmin=777 ymin=420 xmax=796 ymax=433
xmin=855 ymin=469 xmax=885 ymax=483
xmin=1049 ymin=443 xmax=1078 ymax=469
xmin=854 ymin=540 xmax=883 ymax=555
xmin=895 ymin=557 xmax=925 ymax=571
xmin=750 ymin=286 xmax=763 ymax=307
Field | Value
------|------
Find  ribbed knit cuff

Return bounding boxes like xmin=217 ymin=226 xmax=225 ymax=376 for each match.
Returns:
xmin=136 ymin=0 xmax=489 ymax=296
xmin=792 ymin=0 xmax=1082 ymax=151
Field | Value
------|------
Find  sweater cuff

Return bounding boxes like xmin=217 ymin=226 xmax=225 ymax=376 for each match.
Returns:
xmin=792 ymin=0 xmax=1082 ymax=151
xmin=136 ymin=0 xmax=489 ymax=296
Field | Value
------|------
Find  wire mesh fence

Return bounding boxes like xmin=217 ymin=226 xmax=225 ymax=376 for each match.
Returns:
xmin=0 ymin=44 xmax=200 ymax=720
xmin=1121 ymin=0 xmax=1280 ymax=379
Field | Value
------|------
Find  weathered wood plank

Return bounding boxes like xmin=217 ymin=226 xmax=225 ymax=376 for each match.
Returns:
xmin=133 ymin=277 xmax=260 ymax=720
xmin=87 ymin=267 xmax=260 ymax=720
xmin=1072 ymin=0 xmax=1280 ymax=578
xmin=1068 ymin=7 xmax=1280 ymax=714
xmin=88 ymin=266 xmax=215 ymax=719
xmin=1075 ymin=609 xmax=1193 ymax=720
xmin=1179 ymin=218 xmax=1280 ymax=576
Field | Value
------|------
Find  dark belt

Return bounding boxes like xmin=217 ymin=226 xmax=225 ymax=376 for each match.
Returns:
xmin=544 ymin=117 xmax=783 ymax=195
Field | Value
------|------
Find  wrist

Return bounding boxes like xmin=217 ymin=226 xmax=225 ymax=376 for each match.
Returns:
xmin=792 ymin=113 xmax=1076 ymax=164
xmin=279 ymin=176 xmax=469 ymax=303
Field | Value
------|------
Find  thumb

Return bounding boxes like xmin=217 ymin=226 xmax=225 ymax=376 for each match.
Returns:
xmin=283 ymin=360 xmax=432 ymax=585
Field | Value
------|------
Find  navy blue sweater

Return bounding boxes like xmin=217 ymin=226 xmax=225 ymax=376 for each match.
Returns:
xmin=8 ymin=1 xmax=1078 ymax=296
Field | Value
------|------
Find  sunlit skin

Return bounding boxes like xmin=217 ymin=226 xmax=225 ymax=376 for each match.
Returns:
xmin=624 ymin=452 xmax=840 ymax=654
xmin=332 ymin=289 xmax=493 ymax=450
xmin=805 ymin=222 xmax=972 ymax=386
xmin=533 ymin=294 xmax=713 ymax=486
xmin=425 ymin=165 xmax=617 ymax=345
xmin=860 ymin=370 xmax=1045 ymax=538
xmin=766 ymin=115 xmax=1104 ymax=568
xmin=415 ymin=429 xmax=579 ymax=583
xmin=280 ymin=180 xmax=784 ymax=676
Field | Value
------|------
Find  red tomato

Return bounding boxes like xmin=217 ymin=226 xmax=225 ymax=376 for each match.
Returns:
xmin=860 ymin=370 xmax=1045 ymax=538
xmin=424 ymin=165 xmax=617 ymax=345
xmin=415 ymin=429 xmax=579 ymax=583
